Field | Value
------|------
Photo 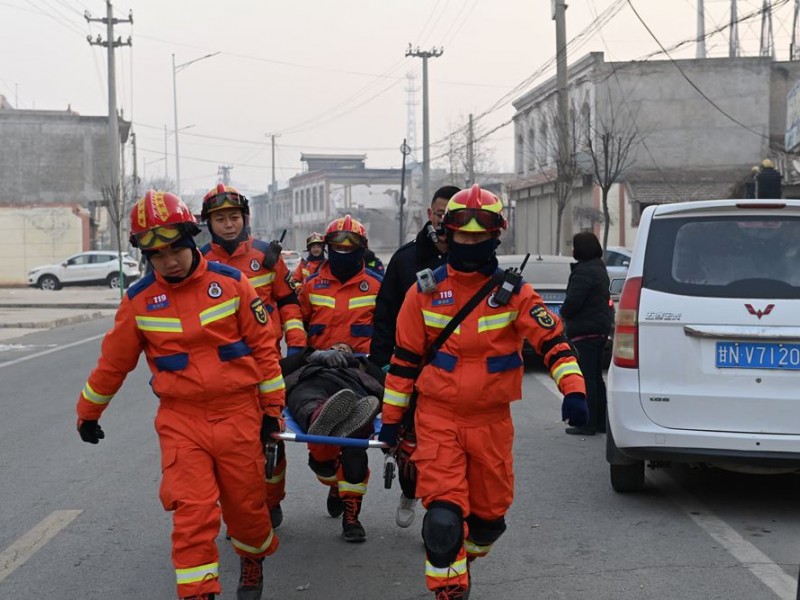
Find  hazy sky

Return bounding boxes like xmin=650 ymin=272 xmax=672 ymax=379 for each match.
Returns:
xmin=2 ymin=0 xmax=797 ymax=196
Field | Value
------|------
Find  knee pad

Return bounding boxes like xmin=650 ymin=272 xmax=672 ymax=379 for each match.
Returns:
xmin=466 ymin=513 xmax=507 ymax=545
xmin=307 ymin=454 xmax=337 ymax=478
xmin=341 ymin=447 xmax=368 ymax=483
xmin=422 ymin=501 xmax=464 ymax=568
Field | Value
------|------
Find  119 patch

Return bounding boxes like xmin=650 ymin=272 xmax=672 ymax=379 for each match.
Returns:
xmin=530 ymin=305 xmax=556 ymax=329
xmin=251 ymin=298 xmax=268 ymax=326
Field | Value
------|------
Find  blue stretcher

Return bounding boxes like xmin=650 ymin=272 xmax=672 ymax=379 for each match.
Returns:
xmin=270 ymin=407 xmax=387 ymax=449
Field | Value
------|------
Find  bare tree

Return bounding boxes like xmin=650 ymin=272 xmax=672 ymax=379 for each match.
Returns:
xmin=440 ymin=115 xmax=497 ymax=189
xmin=585 ymin=101 xmax=638 ymax=249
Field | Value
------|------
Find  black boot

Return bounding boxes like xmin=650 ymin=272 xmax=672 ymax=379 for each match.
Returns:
xmin=236 ymin=556 xmax=264 ymax=600
xmin=269 ymin=504 xmax=283 ymax=529
xmin=327 ymin=484 xmax=344 ymax=517
xmin=341 ymin=496 xmax=366 ymax=543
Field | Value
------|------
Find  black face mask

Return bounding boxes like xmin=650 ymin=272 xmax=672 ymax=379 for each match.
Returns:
xmin=328 ymin=247 xmax=365 ymax=282
xmin=447 ymin=237 xmax=499 ymax=274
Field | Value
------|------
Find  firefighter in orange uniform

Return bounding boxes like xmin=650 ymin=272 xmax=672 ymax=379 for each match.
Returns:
xmin=378 ymin=185 xmax=588 ymax=599
xmin=75 ymin=191 xmax=285 ymax=600
xmin=200 ymin=183 xmax=305 ymax=527
xmin=291 ymin=232 xmax=325 ymax=288
xmin=296 ymin=215 xmax=382 ymax=542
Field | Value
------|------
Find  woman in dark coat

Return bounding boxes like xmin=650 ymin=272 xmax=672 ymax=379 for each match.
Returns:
xmin=559 ymin=231 xmax=613 ymax=435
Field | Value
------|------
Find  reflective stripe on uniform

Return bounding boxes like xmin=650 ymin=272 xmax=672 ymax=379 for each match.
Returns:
xmin=199 ymin=297 xmax=240 ymax=327
xmin=82 ymin=382 xmax=113 ymax=405
xmin=283 ymin=318 xmax=305 ymax=332
xmin=552 ymin=359 xmax=582 ymax=385
xmin=422 ymin=309 xmax=460 ymax=333
xmin=175 ymin=562 xmax=219 ymax=585
xmin=266 ymin=469 xmax=286 ymax=485
xmin=135 ymin=315 xmax=183 ymax=333
xmin=309 ymin=294 xmax=335 ymax=309
xmin=259 ymin=375 xmax=286 ymax=394
xmin=425 ymin=557 xmax=468 ymax=579
xmin=464 ymin=539 xmax=493 ymax=556
xmin=477 ymin=310 xmax=518 ymax=333
xmin=231 ymin=529 xmax=275 ymax=554
xmin=338 ymin=480 xmax=367 ymax=495
xmin=348 ymin=295 xmax=376 ymax=309
xmin=249 ymin=272 xmax=276 ymax=288
xmin=316 ymin=473 xmax=337 ymax=484
xmin=383 ymin=388 xmax=411 ymax=409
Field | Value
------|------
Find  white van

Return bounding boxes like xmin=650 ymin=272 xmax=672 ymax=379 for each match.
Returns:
xmin=607 ymin=199 xmax=800 ymax=492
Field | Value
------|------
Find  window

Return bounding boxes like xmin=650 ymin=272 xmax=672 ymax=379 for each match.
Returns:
xmin=538 ymin=122 xmax=548 ymax=165
xmin=527 ymin=127 xmax=536 ymax=171
xmin=312 ymin=186 xmax=318 ymax=211
xmin=90 ymin=254 xmax=115 ymax=264
xmin=67 ymin=255 xmax=91 ymax=266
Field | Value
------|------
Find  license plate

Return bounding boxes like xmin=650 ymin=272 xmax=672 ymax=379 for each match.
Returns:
xmin=715 ymin=341 xmax=800 ymax=370
xmin=546 ymin=304 xmax=561 ymax=316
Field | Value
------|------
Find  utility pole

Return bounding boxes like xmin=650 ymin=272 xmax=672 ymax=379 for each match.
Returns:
xmin=760 ymin=0 xmax=774 ymax=57
xmin=554 ymin=0 xmax=570 ymax=184
xmin=399 ymin=139 xmax=411 ymax=247
xmin=86 ymin=1 xmax=132 ymax=254
xmin=696 ymin=0 xmax=706 ymax=58
xmin=730 ymin=0 xmax=740 ymax=58
xmin=266 ymin=133 xmax=280 ymax=193
xmin=466 ymin=113 xmax=475 ymax=187
xmin=406 ymin=44 xmax=443 ymax=205
xmin=791 ymin=0 xmax=800 ymax=60
xmin=218 ymin=165 xmax=233 ymax=185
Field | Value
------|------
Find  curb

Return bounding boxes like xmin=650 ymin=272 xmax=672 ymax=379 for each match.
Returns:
xmin=0 ymin=311 xmax=111 ymax=329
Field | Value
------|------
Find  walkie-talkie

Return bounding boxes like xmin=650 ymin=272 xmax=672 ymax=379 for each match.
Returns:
xmin=493 ymin=253 xmax=530 ymax=306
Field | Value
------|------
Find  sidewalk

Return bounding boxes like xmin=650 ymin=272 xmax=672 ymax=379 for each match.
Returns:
xmin=0 ymin=287 xmax=121 ymax=342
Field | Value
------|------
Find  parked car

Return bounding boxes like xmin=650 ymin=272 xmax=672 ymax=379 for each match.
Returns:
xmin=603 ymin=246 xmax=633 ymax=280
xmin=607 ymin=199 xmax=800 ymax=493
xmin=27 ymin=250 xmax=140 ymax=290
xmin=281 ymin=250 xmax=302 ymax=272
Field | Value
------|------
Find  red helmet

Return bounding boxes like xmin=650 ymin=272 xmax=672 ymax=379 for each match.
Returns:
xmin=201 ymin=183 xmax=249 ymax=220
xmin=129 ymin=190 xmax=199 ymax=249
xmin=306 ymin=232 xmax=325 ymax=249
xmin=324 ymin=215 xmax=367 ymax=249
xmin=443 ymin=184 xmax=506 ymax=233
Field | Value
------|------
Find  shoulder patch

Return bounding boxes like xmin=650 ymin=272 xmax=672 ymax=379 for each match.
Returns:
xmin=431 ymin=264 xmax=449 ymax=284
xmin=252 ymin=239 xmax=270 ymax=254
xmin=206 ymin=261 xmax=242 ymax=281
xmin=126 ymin=272 xmax=156 ymax=300
xmin=530 ymin=304 xmax=557 ymax=329
xmin=250 ymin=297 xmax=268 ymax=325
xmin=364 ymin=268 xmax=383 ymax=283
xmin=199 ymin=242 xmax=211 ymax=256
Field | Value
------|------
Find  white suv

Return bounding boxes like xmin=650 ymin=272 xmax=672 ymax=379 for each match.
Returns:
xmin=27 ymin=250 xmax=141 ymax=290
xmin=607 ymin=199 xmax=800 ymax=492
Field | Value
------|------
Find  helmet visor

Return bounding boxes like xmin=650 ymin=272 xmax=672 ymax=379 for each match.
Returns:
xmin=444 ymin=208 xmax=504 ymax=232
xmin=204 ymin=192 xmax=246 ymax=214
xmin=325 ymin=231 xmax=364 ymax=248
xmin=135 ymin=225 xmax=183 ymax=250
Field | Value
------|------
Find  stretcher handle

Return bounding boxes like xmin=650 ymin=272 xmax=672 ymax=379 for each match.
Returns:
xmin=272 ymin=431 xmax=387 ymax=448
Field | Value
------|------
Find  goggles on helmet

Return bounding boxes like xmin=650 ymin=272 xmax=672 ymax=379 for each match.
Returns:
xmin=325 ymin=231 xmax=365 ymax=248
xmin=444 ymin=208 xmax=505 ymax=232
xmin=134 ymin=225 xmax=184 ymax=250
xmin=204 ymin=192 xmax=247 ymax=214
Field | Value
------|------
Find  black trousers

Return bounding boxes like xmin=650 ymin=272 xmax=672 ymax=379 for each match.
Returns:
xmin=572 ymin=336 xmax=607 ymax=432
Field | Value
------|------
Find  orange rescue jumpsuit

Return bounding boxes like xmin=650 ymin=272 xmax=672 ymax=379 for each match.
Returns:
xmin=202 ymin=237 xmax=305 ymax=510
xmin=76 ymin=256 xmax=286 ymax=599
xmin=382 ymin=264 xmax=586 ymax=592
xmin=291 ymin=256 xmax=323 ymax=288
xmin=296 ymin=260 xmax=382 ymax=500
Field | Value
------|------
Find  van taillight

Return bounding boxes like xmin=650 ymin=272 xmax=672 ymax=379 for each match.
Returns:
xmin=613 ymin=276 xmax=642 ymax=369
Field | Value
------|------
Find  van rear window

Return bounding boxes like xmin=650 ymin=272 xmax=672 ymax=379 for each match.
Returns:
xmin=643 ymin=215 xmax=800 ymax=299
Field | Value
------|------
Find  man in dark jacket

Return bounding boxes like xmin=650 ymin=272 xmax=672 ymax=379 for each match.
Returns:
xmin=369 ymin=184 xmax=460 ymax=528
xmin=560 ymin=231 xmax=613 ymax=436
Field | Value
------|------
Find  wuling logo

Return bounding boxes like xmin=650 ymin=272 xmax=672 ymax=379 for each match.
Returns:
xmin=744 ymin=303 xmax=775 ymax=319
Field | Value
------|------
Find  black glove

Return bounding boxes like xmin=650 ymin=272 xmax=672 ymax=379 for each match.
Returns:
xmin=78 ymin=419 xmax=105 ymax=444
xmin=262 ymin=240 xmax=283 ymax=269
xmin=308 ymin=349 xmax=348 ymax=368
xmin=378 ymin=422 xmax=400 ymax=448
xmin=261 ymin=415 xmax=282 ymax=444
xmin=561 ymin=393 xmax=589 ymax=427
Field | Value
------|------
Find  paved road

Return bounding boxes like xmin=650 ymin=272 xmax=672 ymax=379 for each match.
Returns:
xmin=1 ymin=317 xmax=799 ymax=599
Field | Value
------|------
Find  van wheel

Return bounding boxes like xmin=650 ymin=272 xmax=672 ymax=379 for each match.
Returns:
xmin=610 ymin=463 xmax=645 ymax=493
xmin=38 ymin=274 xmax=61 ymax=291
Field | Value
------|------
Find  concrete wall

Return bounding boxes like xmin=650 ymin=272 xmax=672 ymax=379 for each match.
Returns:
xmin=0 ymin=205 xmax=85 ymax=285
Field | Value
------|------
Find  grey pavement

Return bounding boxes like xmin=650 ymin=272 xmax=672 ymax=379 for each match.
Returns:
xmin=0 ymin=286 xmax=120 ymax=342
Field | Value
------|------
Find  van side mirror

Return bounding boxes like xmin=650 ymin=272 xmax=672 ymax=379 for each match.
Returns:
xmin=609 ymin=278 xmax=625 ymax=295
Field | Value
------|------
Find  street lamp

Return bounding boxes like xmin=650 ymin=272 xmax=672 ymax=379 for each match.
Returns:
xmin=172 ymin=51 xmax=220 ymax=197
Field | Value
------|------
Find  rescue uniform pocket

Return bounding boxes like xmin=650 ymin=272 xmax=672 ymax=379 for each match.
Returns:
xmin=153 ymin=353 xmax=189 ymax=372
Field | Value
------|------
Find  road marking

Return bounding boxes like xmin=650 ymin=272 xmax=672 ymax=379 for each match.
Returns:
xmin=530 ymin=372 xmax=799 ymax=598
xmin=0 ymin=510 xmax=83 ymax=582
xmin=653 ymin=474 xmax=797 ymax=599
xmin=0 ymin=334 xmax=104 ymax=369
